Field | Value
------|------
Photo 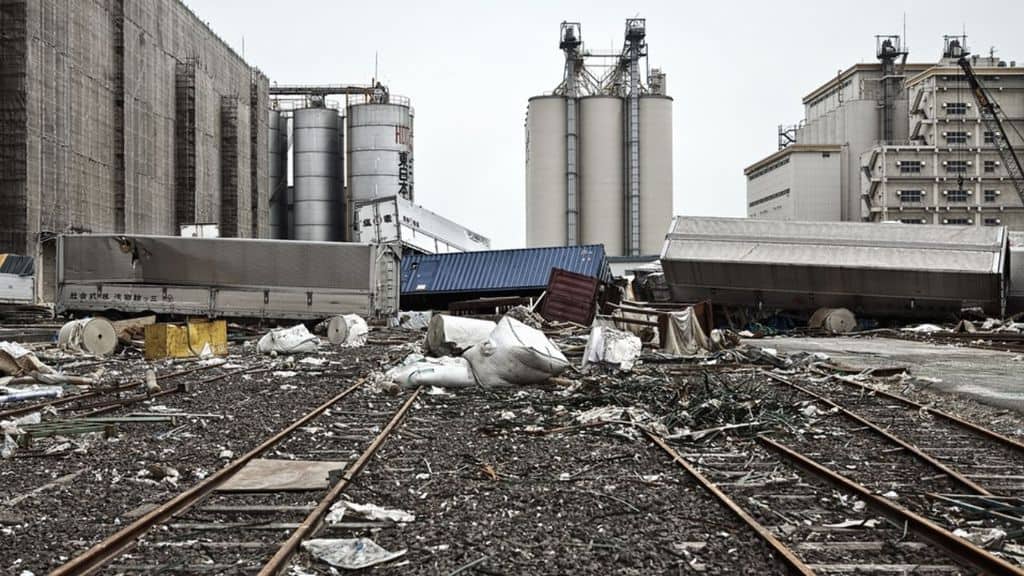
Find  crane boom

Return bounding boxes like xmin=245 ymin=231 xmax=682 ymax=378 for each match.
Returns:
xmin=955 ymin=55 xmax=1024 ymax=202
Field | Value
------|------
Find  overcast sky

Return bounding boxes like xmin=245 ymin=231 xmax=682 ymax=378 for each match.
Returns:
xmin=186 ymin=0 xmax=1023 ymax=248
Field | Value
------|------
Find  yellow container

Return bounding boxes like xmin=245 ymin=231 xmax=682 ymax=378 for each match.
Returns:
xmin=144 ymin=319 xmax=228 ymax=360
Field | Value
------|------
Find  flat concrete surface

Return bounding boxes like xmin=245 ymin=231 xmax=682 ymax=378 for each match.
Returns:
xmin=752 ymin=336 xmax=1024 ymax=413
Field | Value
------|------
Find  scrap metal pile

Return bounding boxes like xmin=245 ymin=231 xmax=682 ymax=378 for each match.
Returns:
xmin=2 ymin=303 xmax=1024 ymax=575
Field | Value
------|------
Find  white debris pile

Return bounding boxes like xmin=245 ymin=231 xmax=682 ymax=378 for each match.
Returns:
xmin=582 ymin=326 xmax=642 ymax=371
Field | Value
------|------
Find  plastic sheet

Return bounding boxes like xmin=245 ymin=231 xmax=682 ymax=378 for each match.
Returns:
xmin=303 ymin=538 xmax=407 ymax=570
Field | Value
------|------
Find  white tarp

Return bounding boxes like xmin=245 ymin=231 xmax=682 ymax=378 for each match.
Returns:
xmin=463 ymin=317 xmax=570 ymax=387
xmin=662 ymin=308 xmax=709 ymax=356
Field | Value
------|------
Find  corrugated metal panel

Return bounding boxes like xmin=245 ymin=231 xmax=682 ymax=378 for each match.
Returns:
xmin=539 ymin=268 xmax=601 ymax=325
xmin=661 ymin=217 xmax=1007 ymax=319
xmin=0 ymin=254 xmax=34 ymax=276
xmin=402 ymin=245 xmax=609 ymax=295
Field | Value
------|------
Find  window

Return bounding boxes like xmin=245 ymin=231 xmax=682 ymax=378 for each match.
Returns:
xmin=945 ymin=189 xmax=970 ymax=202
xmin=897 ymin=190 xmax=923 ymax=202
xmin=984 ymin=218 xmax=1002 ymax=226
xmin=984 ymin=160 xmax=999 ymax=173
xmin=944 ymin=218 xmax=972 ymax=225
xmin=944 ymin=131 xmax=968 ymax=144
xmin=900 ymin=218 xmax=926 ymax=224
xmin=749 ymin=188 xmax=791 ymax=208
xmin=362 ymin=218 xmax=372 ymax=227
xmin=898 ymin=160 xmax=923 ymax=174
xmin=383 ymin=214 xmax=393 ymax=223
xmin=945 ymin=160 xmax=969 ymax=173
xmin=984 ymin=189 xmax=1000 ymax=202
xmin=946 ymin=102 xmax=968 ymax=115
xmin=984 ymin=131 xmax=996 ymax=144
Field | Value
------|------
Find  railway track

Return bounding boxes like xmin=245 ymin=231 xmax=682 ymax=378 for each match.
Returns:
xmin=647 ymin=430 xmax=1024 ymax=575
xmin=49 ymin=380 xmax=420 ymax=575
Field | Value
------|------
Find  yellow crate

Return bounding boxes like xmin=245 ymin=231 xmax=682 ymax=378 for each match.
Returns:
xmin=144 ymin=319 xmax=228 ymax=360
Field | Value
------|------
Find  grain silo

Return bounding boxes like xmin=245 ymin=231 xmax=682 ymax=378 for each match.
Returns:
xmin=524 ymin=19 xmax=673 ymax=257
xmin=268 ymin=109 xmax=288 ymax=239
xmin=292 ymin=107 xmax=344 ymax=241
xmin=347 ymin=90 xmax=414 ymax=238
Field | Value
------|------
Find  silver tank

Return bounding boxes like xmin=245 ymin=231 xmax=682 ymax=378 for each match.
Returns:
xmin=292 ymin=107 xmax=343 ymax=241
xmin=639 ymin=95 xmax=673 ymax=255
xmin=580 ymin=96 xmax=624 ymax=256
xmin=268 ymin=110 xmax=288 ymax=239
xmin=525 ymin=96 xmax=567 ymax=248
xmin=346 ymin=98 xmax=414 ymax=212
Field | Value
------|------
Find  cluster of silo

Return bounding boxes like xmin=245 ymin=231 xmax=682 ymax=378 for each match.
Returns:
xmin=268 ymin=91 xmax=414 ymax=242
xmin=525 ymin=93 xmax=673 ymax=256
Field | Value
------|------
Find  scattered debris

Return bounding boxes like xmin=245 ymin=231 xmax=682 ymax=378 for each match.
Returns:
xmin=257 ymin=325 xmax=319 ymax=355
xmin=302 ymin=538 xmax=407 ymax=570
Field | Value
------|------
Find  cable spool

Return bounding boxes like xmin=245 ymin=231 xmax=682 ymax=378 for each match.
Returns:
xmin=325 ymin=315 xmax=349 ymax=345
xmin=808 ymin=308 xmax=857 ymax=334
xmin=58 ymin=317 xmax=117 ymax=356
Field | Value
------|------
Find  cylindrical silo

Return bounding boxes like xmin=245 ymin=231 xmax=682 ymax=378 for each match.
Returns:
xmin=347 ymin=97 xmax=414 ymax=209
xmin=639 ymin=95 xmax=673 ymax=255
xmin=579 ymin=96 xmax=624 ymax=256
xmin=293 ymin=107 xmax=343 ymax=241
xmin=525 ymin=96 xmax=567 ymax=248
xmin=268 ymin=110 xmax=288 ymax=239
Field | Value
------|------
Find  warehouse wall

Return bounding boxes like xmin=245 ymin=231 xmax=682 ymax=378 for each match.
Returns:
xmin=0 ymin=0 xmax=270 ymax=300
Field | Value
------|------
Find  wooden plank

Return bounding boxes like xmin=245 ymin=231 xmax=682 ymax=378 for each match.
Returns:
xmin=215 ymin=458 xmax=346 ymax=492
xmin=807 ymin=564 xmax=963 ymax=573
xmin=197 ymin=504 xmax=315 ymax=515
xmin=169 ymin=522 xmax=300 ymax=531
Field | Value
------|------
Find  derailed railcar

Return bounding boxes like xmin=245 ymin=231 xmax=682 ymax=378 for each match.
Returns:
xmin=57 ymin=235 xmax=399 ymax=321
xmin=660 ymin=217 xmax=1008 ymax=320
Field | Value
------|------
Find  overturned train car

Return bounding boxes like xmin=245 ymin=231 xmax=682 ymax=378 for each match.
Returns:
xmin=57 ymin=235 xmax=399 ymax=321
xmin=660 ymin=217 xmax=1008 ymax=320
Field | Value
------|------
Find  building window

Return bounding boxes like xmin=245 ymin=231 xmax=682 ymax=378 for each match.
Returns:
xmin=383 ymin=214 xmax=393 ymax=223
xmin=984 ymin=189 xmax=1000 ymax=202
xmin=984 ymin=160 xmax=999 ymax=173
xmin=897 ymin=190 xmax=923 ymax=202
xmin=944 ymin=218 xmax=972 ymax=225
xmin=945 ymin=102 xmax=968 ymax=115
xmin=900 ymin=218 xmax=926 ymax=224
xmin=748 ymin=188 xmax=791 ymax=208
xmin=945 ymin=160 xmax=969 ymax=173
xmin=945 ymin=189 xmax=970 ymax=202
xmin=984 ymin=131 xmax=996 ymax=144
xmin=944 ymin=131 xmax=968 ymax=144
xmin=984 ymin=217 xmax=1002 ymax=226
xmin=898 ymin=160 xmax=923 ymax=174
xmin=362 ymin=218 xmax=372 ymax=227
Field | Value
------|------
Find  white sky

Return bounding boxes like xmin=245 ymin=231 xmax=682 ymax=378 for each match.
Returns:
xmin=186 ymin=0 xmax=1023 ymax=248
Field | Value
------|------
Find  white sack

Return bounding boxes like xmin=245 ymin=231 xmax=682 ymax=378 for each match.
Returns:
xmin=583 ymin=326 xmax=642 ymax=370
xmin=386 ymin=355 xmax=477 ymax=388
xmin=463 ymin=317 xmax=570 ymax=387
xmin=257 ymin=325 xmax=319 ymax=355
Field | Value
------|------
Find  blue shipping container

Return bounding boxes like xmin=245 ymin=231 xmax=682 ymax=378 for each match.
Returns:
xmin=401 ymin=245 xmax=610 ymax=295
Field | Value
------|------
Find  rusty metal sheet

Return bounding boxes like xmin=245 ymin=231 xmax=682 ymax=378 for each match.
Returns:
xmin=539 ymin=268 xmax=601 ymax=326
xmin=216 ymin=459 xmax=346 ymax=492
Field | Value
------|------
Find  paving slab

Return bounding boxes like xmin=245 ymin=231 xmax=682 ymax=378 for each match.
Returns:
xmin=753 ymin=336 xmax=1024 ymax=413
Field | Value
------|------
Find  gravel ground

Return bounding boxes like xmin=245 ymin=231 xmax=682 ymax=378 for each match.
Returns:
xmin=1 ymin=332 xmax=418 ymax=575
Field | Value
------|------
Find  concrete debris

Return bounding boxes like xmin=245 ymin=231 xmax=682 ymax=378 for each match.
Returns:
xmin=463 ymin=317 xmax=570 ymax=387
xmin=257 ymin=325 xmax=319 ymax=355
xmin=302 ymin=537 xmax=407 ymax=570
xmin=425 ymin=315 xmax=495 ymax=357
xmin=583 ymin=326 xmax=642 ymax=371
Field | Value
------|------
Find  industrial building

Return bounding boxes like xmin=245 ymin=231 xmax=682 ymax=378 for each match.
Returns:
xmin=747 ymin=35 xmax=1024 ymax=229
xmin=269 ymin=84 xmax=415 ymax=242
xmin=525 ymin=19 xmax=673 ymax=258
xmin=356 ymin=196 xmax=491 ymax=255
xmin=0 ymin=0 xmax=270 ymax=299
